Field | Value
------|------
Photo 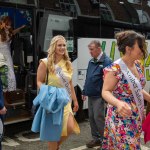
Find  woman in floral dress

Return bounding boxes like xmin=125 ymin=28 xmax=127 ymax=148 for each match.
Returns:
xmin=101 ymin=30 xmax=150 ymax=150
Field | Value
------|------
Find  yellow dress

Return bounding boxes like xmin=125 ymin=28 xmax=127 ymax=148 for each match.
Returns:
xmin=40 ymin=58 xmax=80 ymax=137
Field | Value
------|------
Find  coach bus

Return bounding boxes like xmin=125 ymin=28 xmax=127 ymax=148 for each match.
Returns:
xmin=0 ymin=0 xmax=150 ymax=124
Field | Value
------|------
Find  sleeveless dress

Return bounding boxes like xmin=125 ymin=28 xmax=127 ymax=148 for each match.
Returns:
xmin=41 ymin=58 xmax=80 ymax=137
xmin=102 ymin=63 xmax=146 ymax=150
xmin=0 ymin=32 xmax=16 ymax=91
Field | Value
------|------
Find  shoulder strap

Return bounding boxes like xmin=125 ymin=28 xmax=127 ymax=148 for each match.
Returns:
xmin=45 ymin=68 xmax=48 ymax=85
xmin=45 ymin=58 xmax=49 ymax=85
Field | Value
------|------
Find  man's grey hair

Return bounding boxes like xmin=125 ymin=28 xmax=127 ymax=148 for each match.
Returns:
xmin=88 ymin=40 xmax=101 ymax=48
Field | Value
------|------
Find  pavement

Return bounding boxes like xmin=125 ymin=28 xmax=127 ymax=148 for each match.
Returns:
xmin=2 ymin=120 xmax=150 ymax=150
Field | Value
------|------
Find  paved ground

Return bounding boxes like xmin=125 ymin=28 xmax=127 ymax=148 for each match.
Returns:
xmin=2 ymin=120 xmax=150 ymax=150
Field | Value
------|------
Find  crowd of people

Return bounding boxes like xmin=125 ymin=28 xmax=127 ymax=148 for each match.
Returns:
xmin=31 ymin=30 xmax=150 ymax=150
xmin=80 ymin=30 xmax=150 ymax=150
xmin=0 ymin=15 xmax=150 ymax=150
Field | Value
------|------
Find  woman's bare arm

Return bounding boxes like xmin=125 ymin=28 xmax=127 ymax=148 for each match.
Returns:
xmin=102 ymin=71 xmax=132 ymax=117
xmin=13 ymin=25 xmax=26 ymax=35
xmin=37 ymin=62 xmax=47 ymax=89
xmin=102 ymin=71 xmax=120 ymax=106
xmin=142 ymin=89 xmax=150 ymax=103
xmin=70 ymin=80 xmax=79 ymax=112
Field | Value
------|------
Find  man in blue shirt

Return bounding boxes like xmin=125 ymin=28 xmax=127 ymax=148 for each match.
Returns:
xmin=82 ymin=40 xmax=112 ymax=148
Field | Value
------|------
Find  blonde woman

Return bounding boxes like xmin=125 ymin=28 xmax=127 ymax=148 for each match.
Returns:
xmin=36 ymin=35 xmax=80 ymax=150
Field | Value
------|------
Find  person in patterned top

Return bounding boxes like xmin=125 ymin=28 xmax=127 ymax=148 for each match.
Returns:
xmin=101 ymin=30 xmax=150 ymax=150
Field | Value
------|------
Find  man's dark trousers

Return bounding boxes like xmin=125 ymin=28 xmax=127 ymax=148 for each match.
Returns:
xmin=83 ymin=53 xmax=112 ymax=143
xmin=88 ymin=96 xmax=105 ymax=142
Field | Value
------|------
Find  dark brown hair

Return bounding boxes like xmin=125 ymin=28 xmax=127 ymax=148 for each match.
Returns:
xmin=115 ymin=30 xmax=147 ymax=58
xmin=0 ymin=16 xmax=13 ymax=42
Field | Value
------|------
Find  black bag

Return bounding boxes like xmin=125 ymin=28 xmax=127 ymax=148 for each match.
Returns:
xmin=4 ymin=89 xmax=25 ymax=105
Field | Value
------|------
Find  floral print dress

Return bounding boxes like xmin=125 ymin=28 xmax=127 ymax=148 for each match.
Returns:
xmin=0 ymin=33 xmax=16 ymax=91
xmin=102 ymin=63 xmax=146 ymax=150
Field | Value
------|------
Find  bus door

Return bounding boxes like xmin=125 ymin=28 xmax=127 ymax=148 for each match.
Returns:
xmin=0 ymin=1 xmax=37 ymax=125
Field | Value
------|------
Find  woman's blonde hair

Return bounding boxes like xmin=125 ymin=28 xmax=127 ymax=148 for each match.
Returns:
xmin=47 ymin=35 xmax=72 ymax=74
